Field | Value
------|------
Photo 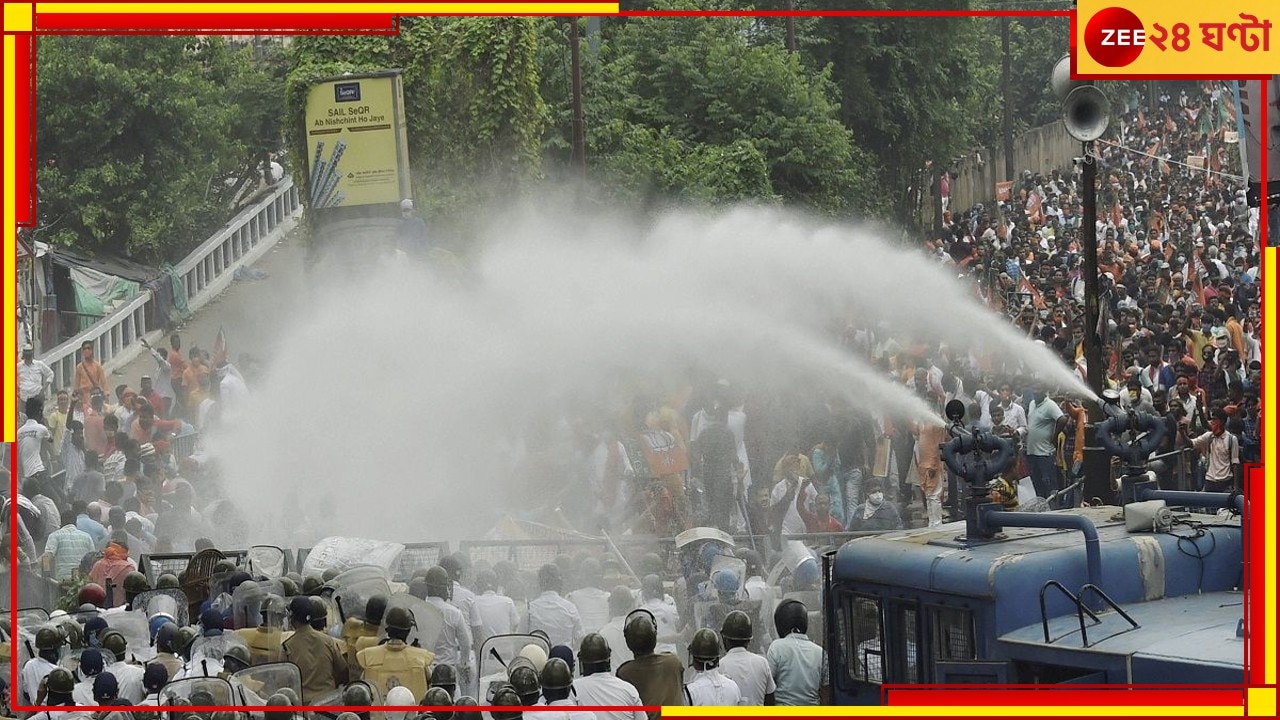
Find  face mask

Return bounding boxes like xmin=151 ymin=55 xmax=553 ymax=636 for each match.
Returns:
xmin=868 ymin=492 xmax=884 ymax=506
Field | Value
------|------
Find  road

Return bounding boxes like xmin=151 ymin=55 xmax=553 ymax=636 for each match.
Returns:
xmin=111 ymin=231 xmax=307 ymax=397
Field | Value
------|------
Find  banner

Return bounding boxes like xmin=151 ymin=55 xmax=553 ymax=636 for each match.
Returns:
xmin=303 ymin=71 xmax=412 ymax=209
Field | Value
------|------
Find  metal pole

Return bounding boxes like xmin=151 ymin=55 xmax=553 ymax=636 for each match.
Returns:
xmin=569 ymin=17 xmax=586 ymax=179
xmin=1080 ymin=142 xmax=1105 ymax=410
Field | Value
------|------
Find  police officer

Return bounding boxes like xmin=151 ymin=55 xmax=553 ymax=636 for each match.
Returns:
xmin=615 ymin=611 xmax=684 ymax=719
xmin=384 ymin=685 xmax=417 ymax=720
xmin=423 ymin=566 xmax=474 ymax=696
xmin=765 ymin=599 xmax=827 ymax=706
xmin=490 ymin=686 xmax=523 ymax=720
xmin=235 ymin=593 xmax=292 ymax=665
xmin=566 ymin=558 xmax=611 ymax=635
xmin=430 ymin=664 xmax=457 ymax=699
xmin=156 ymin=573 xmax=181 ymax=590
xmin=221 ymin=645 xmax=269 ymax=704
xmin=439 ymin=554 xmax=483 ymax=661
xmin=637 ymin=575 xmax=679 ymax=655
xmin=507 ymin=661 xmax=541 ymax=706
xmin=20 ymin=627 xmax=62 ymax=705
xmin=101 ymin=631 xmax=145 ymax=702
xmin=282 ymin=595 xmax=348 ymax=702
xmin=539 ymin=658 xmax=596 ymax=720
xmin=522 ymin=565 xmax=584 ymax=651
xmin=149 ymin=622 xmax=185 ymax=681
xmin=342 ymin=595 xmax=387 ymax=669
xmin=421 ymin=686 xmax=453 ymax=719
xmin=683 ymin=629 xmax=741 ymax=706
xmin=30 ymin=669 xmax=90 ymax=720
xmin=71 ymin=648 xmax=105 ymax=706
xmin=357 ymin=605 xmax=435 ymax=702
xmin=573 ymin=634 xmax=645 ymax=720
xmin=717 ymin=610 xmax=774 ymax=705
xmin=122 ymin=571 xmax=151 ymax=609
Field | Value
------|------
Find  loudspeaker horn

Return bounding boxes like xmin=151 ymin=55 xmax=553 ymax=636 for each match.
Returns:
xmin=1063 ymin=85 xmax=1111 ymax=142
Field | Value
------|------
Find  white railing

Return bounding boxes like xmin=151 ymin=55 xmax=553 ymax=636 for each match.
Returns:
xmin=40 ymin=178 xmax=303 ymax=392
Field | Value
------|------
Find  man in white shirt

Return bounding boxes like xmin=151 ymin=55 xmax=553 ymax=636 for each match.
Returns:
xmin=440 ymin=554 xmax=484 ymax=660
xmin=717 ymin=610 xmax=775 ymax=705
xmin=17 ymin=398 xmax=53 ymax=486
xmin=18 ymin=346 xmax=54 ymax=404
xmin=574 ymin=633 xmax=646 ymax=720
xmin=638 ymin=575 xmax=680 ymax=656
xmin=523 ymin=564 xmax=585 ymax=650
xmin=20 ymin=628 xmax=63 ymax=705
xmin=599 ymin=586 xmax=637 ymax=668
xmin=567 ymin=557 xmax=611 ymax=634
xmin=422 ymin=567 xmax=474 ymax=692
xmin=769 ymin=457 xmax=814 ymax=538
xmin=766 ymin=600 xmax=828 ymax=706
xmin=683 ymin=629 xmax=741 ymax=706
xmin=472 ymin=569 xmax=519 ymax=650
xmin=538 ymin=658 xmax=598 ymax=720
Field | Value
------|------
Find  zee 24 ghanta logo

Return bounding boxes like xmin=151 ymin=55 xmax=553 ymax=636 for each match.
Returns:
xmin=1083 ymin=7 xmax=1272 ymax=67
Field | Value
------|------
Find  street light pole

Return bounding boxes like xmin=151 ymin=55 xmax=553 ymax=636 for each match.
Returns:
xmin=1080 ymin=142 xmax=1105 ymax=418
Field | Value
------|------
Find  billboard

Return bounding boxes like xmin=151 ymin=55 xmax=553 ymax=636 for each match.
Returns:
xmin=303 ymin=71 xmax=412 ymax=209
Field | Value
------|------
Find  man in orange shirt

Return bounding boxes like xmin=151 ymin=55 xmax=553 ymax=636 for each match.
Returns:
xmin=75 ymin=341 xmax=109 ymax=402
xmin=167 ymin=334 xmax=189 ymax=416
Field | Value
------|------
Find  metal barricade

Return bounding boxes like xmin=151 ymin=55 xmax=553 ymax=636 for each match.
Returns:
xmin=140 ymin=550 xmax=250 ymax=585
xmin=392 ymin=542 xmax=452 ymax=580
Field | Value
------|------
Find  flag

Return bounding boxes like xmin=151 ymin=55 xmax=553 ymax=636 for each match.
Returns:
xmin=1019 ymin=276 xmax=1046 ymax=311
xmin=213 ymin=326 xmax=227 ymax=367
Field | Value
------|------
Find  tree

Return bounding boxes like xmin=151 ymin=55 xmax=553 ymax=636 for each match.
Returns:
xmin=36 ymin=36 xmax=286 ymax=262
xmin=581 ymin=12 xmax=882 ymax=215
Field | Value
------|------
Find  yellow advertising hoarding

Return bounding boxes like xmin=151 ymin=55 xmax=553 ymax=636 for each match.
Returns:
xmin=304 ymin=71 xmax=411 ymax=209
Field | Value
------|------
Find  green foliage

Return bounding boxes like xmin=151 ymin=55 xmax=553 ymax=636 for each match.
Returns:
xmin=36 ymin=36 xmax=286 ymax=262
xmin=581 ymin=13 xmax=881 ymax=216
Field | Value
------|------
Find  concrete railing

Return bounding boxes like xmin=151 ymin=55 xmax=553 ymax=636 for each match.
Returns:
xmin=40 ymin=179 xmax=302 ymax=391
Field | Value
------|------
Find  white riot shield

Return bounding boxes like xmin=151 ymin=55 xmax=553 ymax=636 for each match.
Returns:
xmin=15 ymin=607 xmax=49 ymax=625
xmin=188 ymin=632 xmax=250 ymax=678
xmin=329 ymin=566 xmax=393 ymax=624
xmin=106 ymin=611 xmax=155 ymax=662
xmin=160 ymin=676 xmax=235 ymax=706
xmin=376 ymin=593 xmax=445 ymax=651
xmin=478 ymin=634 xmax=548 ymax=703
xmin=231 ymin=580 xmax=285 ymax=631
xmin=230 ymin=661 xmax=302 ymax=706
xmin=135 ymin=589 xmax=189 ymax=627
xmin=249 ymin=546 xmax=288 ymax=579
xmin=301 ymin=537 xmax=405 ymax=578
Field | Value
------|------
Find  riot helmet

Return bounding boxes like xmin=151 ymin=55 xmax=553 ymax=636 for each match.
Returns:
xmin=45 ymin=667 xmax=76 ymax=697
xmin=489 ymin=686 xmax=523 ymax=720
xmin=156 ymin=573 xmax=181 ymax=589
xmin=364 ymin=595 xmax=388 ymax=626
xmin=623 ymin=609 xmax=657 ymax=655
xmin=507 ymin=665 xmax=540 ymax=705
xmin=688 ymin=628 xmax=722 ymax=668
xmin=79 ymin=583 xmax=108 ymax=607
xmin=101 ymin=630 xmax=128 ymax=660
xmin=539 ymin=657 xmax=573 ymax=698
xmin=430 ymin=664 xmax=457 ymax=696
xmin=577 ymin=633 xmax=611 ymax=675
xmin=720 ymin=610 xmax=753 ymax=646
xmin=774 ymin=598 xmax=809 ymax=637
xmin=421 ymin=686 xmax=453 ymax=720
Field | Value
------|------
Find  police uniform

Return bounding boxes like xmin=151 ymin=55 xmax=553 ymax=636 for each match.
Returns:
xmin=341 ymin=619 xmax=379 ymax=669
xmin=19 ymin=657 xmax=56 ymax=705
xmin=426 ymin=596 xmax=473 ymax=683
xmin=282 ymin=625 xmax=349 ymax=702
xmin=147 ymin=652 xmax=184 ymax=682
xmin=616 ymin=653 xmax=685 ymax=720
xmin=357 ymin=639 xmax=435 ymax=702
xmin=537 ymin=698 xmax=599 ymax=720
xmin=234 ymin=627 xmax=294 ymax=666
xmin=574 ymin=673 xmax=647 ymax=720
xmin=105 ymin=660 xmax=145 ymax=703
xmin=717 ymin=647 xmax=775 ymax=706
xmin=684 ymin=668 xmax=742 ymax=706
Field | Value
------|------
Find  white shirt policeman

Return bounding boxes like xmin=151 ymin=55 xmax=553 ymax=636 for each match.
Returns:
xmin=523 ymin=591 xmax=584 ymax=649
xmin=574 ymin=672 xmax=647 ymax=720
xmin=718 ymin=646 xmax=775 ymax=705
xmin=684 ymin=667 xmax=742 ymax=706
xmin=427 ymin=595 xmax=474 ymax=675
xmin=537 ymin=697 xmax=599 ymax=720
